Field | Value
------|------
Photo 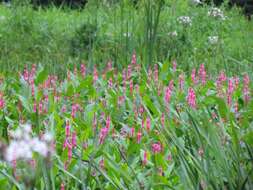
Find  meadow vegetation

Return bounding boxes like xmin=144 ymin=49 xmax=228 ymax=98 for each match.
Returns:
xmin=0 ymin=0 xmax=252 ymax=189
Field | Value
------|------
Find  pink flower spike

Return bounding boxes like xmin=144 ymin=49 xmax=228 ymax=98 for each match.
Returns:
xmin=80 ymin=64 xmax=86 ymax=78
xmin=165 ymin=81 xmax=173 ymax=103
xmin=131 ymin=51 xmax=136 ymax=65
xmin=141 ymin=118 xmax=145 ymax=128
xmin=243 ymin=74 xmax=250 ymax=103
xmin=65 ymin=120 xmax=70 ymax=137
xmin=106 ymin=116 xmax=111 ymax=129
xmin=198 ymin=64 xmax=206 ymax=85
xmin=227 ymin=78 xmax=234 ymax=95
xmin=39 ymin=100 xmax=43 ymax=114
xmin=137 ymin=131 xmax=142 ymax=144
xmin=61 ymin=183 xmax=65 ymax=190
xmin=179 ymin=74 xmax=184 ymax=91
xmin=187 ymin=87 xmax=196 ymax=109
xmin=99 ymin=127 xmax=109 ymax=144
xmin=0 ymin=98 xmax=4 ymax=110
xmin=130 ymin=127 xmax=135 ymax=137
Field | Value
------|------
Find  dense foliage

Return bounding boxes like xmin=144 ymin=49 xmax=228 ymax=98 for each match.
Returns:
xmin=0 ymin=60 xmax=252 ymax=189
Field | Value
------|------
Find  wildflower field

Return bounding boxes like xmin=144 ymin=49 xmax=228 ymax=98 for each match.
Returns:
xmin=0 ymin=0 xmax=253 ymax=190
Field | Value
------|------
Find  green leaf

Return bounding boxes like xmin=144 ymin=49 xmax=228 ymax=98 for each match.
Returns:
xmin=35 ymin=68 xmax=48 ymax=85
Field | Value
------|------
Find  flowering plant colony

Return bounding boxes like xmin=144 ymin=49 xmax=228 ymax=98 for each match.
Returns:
xmin=0 ymin=55 xmax=252 ymax=189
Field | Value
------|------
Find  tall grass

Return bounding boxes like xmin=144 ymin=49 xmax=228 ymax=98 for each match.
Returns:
xmin=0 ymin=0 xmax=252 ymax=75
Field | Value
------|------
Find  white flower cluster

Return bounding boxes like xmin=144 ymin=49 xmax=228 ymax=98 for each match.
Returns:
xmin=5 ymin=124 xmax=54 ymax=162
xmin=208 ymin=7 xmax=226 ymax=20
xmin=208 ymin=36 xmax=219 ymax=45
xmin=177 ymin=16 xmax=192 ymax=26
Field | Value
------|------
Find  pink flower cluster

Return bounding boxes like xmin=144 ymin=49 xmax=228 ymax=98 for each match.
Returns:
xmin=99 ymin=116 xmax=111 ymax=144
xmin=63 ymin=120 xmax=77 ymax=169
xmin=243 ymin=74 xmax=250 ymax=103
xmin=152 ymin=142 xmax=162 ymax=154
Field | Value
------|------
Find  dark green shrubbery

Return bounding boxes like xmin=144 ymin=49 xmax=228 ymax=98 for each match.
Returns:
xmin=70 ymin=23 xmax=97 ymax=57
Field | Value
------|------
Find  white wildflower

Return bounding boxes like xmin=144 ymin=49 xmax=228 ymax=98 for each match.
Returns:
xmin=31 ymin=138 xmax=48 ymax=157
xmin=22 ymin=123 xmax=32 ymax=133
xmin=208 ymin=36 xmax=219 ymax=45
xmin=177 ymin=16 xmax=192 ymax=26
xmin=5 ymin=123 xmax=54 ymax=162
xmin=43 ymin=132 xmax=53 ymax=142
xmin=208 ymin=7 xmax=226 ymax=20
